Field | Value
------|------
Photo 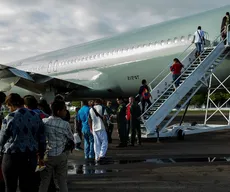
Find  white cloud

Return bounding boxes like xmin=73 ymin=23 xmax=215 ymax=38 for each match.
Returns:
xmin=0 ymin=0 xmax=229 ymax=63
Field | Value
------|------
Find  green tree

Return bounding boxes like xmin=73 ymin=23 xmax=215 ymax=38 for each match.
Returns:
xmin=71 ymin=101 xmax=81 ymax=107
xmin=191 ymin=94 xmax=206 ymax=107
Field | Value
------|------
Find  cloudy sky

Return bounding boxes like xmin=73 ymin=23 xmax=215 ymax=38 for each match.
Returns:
xmin=0 ymin=0 xmax=229 ymax=63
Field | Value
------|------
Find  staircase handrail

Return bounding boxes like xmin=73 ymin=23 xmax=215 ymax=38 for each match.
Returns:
xmin=227 ymin=24 xmax=230 ymax=45
xmin=147 ymin=43 xmax=194 ymax=90
xmin=141 ymin=32 xmax=225 ymax=119
xmin=147 ymin=31 xmax=210 ymax=92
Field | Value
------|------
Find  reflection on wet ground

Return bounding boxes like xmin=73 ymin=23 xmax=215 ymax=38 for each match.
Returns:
xmin=68 ymin=156 xmax=230 ymax=175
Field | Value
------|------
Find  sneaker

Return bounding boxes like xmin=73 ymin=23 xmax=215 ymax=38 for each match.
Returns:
xmin=75 ymin=147 xmax=83 ymax=151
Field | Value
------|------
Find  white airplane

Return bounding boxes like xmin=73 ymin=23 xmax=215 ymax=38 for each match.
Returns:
xmin=0 ymin=5 xmax=230 ymax=101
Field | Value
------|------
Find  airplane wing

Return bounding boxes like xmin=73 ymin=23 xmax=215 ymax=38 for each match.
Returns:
xmin=0 ymin=63 xmax=89 ymax=95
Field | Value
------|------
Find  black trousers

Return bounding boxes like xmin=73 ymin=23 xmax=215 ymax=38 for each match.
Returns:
xmin=131 ymin=119 xmax=141 ymax=145
xmin=141 ymin=98 xmax=152 ymax=114
xmin=127 ymin=120 xmax=130 ymax=141
xmin=107 ymin=124 xmax=113 ymax=143
xmin=2 ymin=152 xmax=37 ymax=192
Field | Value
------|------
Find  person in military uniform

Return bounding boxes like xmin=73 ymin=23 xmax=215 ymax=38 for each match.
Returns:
xmin=105 ymin=101 xmax=115 ymax=143
xmin=130 ymin=97 xmax=142 ymax=146
xmin=116 ymin=97 xmax=127 ymax=147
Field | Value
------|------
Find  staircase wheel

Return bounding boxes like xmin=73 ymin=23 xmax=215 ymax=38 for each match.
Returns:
xmin=177 ymin=129 xmax=185 ymax=140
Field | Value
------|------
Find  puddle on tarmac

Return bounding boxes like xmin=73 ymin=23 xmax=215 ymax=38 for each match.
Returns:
xmin=68 ymin=156 xmax=230 ymax=175
xmin=68 ymin=164 xmax=121 ymax=175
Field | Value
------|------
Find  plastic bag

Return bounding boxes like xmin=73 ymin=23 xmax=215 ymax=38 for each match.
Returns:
xmin=74 ymin=133 xmax=81 ymax=144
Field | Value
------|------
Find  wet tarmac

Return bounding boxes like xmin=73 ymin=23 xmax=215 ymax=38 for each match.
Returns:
xmin=67 ymin=114 xmax=230 ymax=191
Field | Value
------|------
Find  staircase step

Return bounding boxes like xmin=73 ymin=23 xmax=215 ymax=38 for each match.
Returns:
xmin=140 ymin=44 xmax=227 ymax=136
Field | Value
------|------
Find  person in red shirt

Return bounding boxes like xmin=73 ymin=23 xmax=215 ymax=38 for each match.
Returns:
xmin=126 ymin=97 xmax=133 ymax=142
xmin=170 ymin=58 xmax=184 ymax=88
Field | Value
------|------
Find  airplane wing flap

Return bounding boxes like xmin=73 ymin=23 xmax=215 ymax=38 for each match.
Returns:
xmin=8 ymin=68 xmax=34 ymax=82
xmin=0 ymin=63 xmax=34 ymax=82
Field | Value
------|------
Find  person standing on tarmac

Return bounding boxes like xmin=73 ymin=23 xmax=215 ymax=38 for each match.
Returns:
xmin=88 ymin=99 xmax=108 ymax=162
xmin=78 ymin=100 xmax=95 ymax=160
xmin=105 ymin=101 xmax=115 ymax=143
xmin=116 ymin=97 xmax=127 ymax=148
xmin=126 ymin=97 xmax=134 ymax=143
xmin=130 ymin=97 xmax=142 ymax=146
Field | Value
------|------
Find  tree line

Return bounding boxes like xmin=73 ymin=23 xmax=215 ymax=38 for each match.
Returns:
xmin=190 ymin=91 xmax=230 ymax=108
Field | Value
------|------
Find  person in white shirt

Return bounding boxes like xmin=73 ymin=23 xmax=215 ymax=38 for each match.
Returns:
xmin=192 ymin=26 xmax=205 ymax=57
xmin=88 ymin=99 xmax=108 ymax=162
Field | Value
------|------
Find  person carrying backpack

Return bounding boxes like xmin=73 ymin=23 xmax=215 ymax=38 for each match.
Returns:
xmin=139 ymin=79 xmax=152 ymax=114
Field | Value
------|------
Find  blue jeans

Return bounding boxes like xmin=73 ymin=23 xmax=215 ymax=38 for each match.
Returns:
xmin=195 ymin=42 xmax=202 ymax=55
xmin=82 ymin=130 xmax=94 ymax=159
xmin=172 ymin=74 xmax=181 ymax=87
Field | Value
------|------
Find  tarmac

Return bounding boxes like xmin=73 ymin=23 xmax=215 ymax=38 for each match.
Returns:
xmin=67 ymin=114 xmax=230 ymax=192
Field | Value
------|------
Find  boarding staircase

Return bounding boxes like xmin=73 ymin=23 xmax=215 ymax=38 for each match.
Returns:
xmin=140 ymin=29 xmax=230 ymax=138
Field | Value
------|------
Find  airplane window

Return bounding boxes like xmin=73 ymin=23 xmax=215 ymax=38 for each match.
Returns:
xmin=148 ymin=43 xmax=154 ymax=47
xmin=174 ymin=37 xmax=178 ymax=43
xmin=167 ymin=39 xmax=171 ymax=44
xmin=181 ymin=36 xmax=185 ymax=42
xmin=188 ymin=34 xmax=192 ymax=41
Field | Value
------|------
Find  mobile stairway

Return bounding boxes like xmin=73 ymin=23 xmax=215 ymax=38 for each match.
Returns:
xmin=140 ymin=27 xmax=230 ymax=138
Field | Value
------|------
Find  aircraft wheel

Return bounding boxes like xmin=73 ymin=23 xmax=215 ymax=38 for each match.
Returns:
xmin=177 ymin=129 xmax=185 ymax=140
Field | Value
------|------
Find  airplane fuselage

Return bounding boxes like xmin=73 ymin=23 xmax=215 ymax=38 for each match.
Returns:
xmin=4 ymin=5 xmax=230 ymax=99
